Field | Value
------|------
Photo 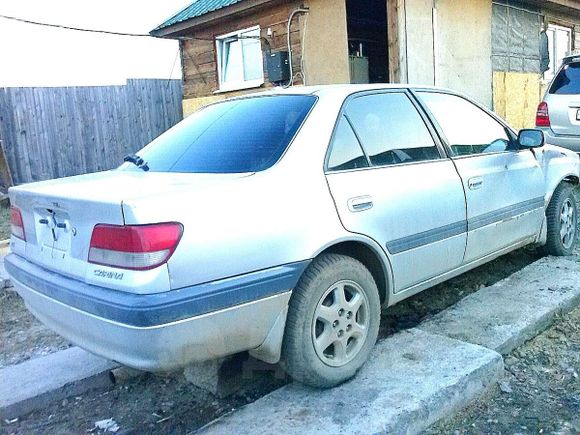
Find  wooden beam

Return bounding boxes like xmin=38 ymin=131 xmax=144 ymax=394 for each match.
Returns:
xmin=387 ymin=0 xmax=400 ymax=83
xmin=387 ymin=0 xmax=407 ymax=83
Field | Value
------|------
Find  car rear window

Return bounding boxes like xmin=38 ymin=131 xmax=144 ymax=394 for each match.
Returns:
xmin=119 ymin=95 xmax=316 ymax=173
xmin=549 ymin=62 xmax=580 ymax=95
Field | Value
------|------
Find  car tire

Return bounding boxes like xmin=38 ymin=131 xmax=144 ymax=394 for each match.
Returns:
xmin=281 ymin=253 xmax=380 ymax=388
xmin=543 ymin=183 xmax=577 ymax=256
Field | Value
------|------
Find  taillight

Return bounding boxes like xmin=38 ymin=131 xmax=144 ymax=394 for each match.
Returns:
xmin=536 ymin=102 xmax=550 ymax=127
xmin=88 ymin=223 xmax=183 ymax=270
xmin=10 ymin=207 xmax=25 ymax=241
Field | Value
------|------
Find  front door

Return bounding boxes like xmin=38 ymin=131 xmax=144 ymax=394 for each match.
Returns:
xmin=415 ymin=91 xmax=545 ymax=262
xmin=325 ymin=91 xmax=467 ymax=292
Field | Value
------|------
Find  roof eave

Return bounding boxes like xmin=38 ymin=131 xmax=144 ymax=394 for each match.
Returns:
xmin=150 ymin=0 xmax=276 ymax=38
xmin=521 ymin=0 xmax=580 ymax=16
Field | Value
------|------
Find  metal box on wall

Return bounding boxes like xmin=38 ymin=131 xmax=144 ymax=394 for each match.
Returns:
xmin=266 ymin=51 xmax=290 ymax=84
xmin=349 ymin=55 xmax=369 ymax=84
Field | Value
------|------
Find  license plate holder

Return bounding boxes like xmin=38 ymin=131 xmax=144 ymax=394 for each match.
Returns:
xmin=576 ymin=108 xmax=580 ymax=121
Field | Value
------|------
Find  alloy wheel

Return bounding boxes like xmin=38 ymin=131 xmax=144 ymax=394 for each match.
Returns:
xmin=560 ymin=198 xmax=576 ymax=249
xmin=311 ymin=280 xmax=370 ymax=367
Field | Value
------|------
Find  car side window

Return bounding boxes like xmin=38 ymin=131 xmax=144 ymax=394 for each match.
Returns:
xmin=344 ymin=92 xmax=441 ymax=167
xmin=327 ymin=116 xmax=369 ymax=171
xmin=418 ymin=92 xmax=512 ymax=157
xmin=550 ymin=62 xmax=580 ymax=94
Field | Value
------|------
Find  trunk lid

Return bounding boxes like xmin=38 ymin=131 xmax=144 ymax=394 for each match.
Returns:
xmin=9 ymin=170 xmax=249 ymax=281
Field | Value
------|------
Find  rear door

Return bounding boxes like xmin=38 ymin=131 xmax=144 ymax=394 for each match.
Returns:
xmin=545 ymin=61 xmax=580 ymax=135
xmin=415 ymin=91 xmax=545 ymax=263
xmin=325 ymin=90 xmax=467 ymax=292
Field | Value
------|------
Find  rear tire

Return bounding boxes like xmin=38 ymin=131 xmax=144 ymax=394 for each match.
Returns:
xmin=281 ymin=254 xmax=380 ymax=388
xmin=543 ymin=183 xmax=577 ymax=256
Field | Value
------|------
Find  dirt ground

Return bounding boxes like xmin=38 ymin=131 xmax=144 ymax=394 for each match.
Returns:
xmin=427 ymin=306 xmax=580 ymax=435
xmin=0 ymin=290 xmax=70 ymax=368
xmin=0 ymin=247 xmax=543 ymax=435
xmin=0 ymin=205 xmax=10 ymax=241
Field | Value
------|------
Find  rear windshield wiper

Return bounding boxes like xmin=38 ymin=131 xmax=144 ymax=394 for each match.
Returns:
xmin=123 ymin=154 xmax=149 ymax=171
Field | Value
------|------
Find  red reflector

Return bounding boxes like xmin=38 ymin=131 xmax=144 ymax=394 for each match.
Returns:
xmin=536 ymin=102 xmax=550 ymax=127
xmin=10 ymin=207 xmax=25 ymax=241
xmin=89 ymin=223 xmax=183 ymax=270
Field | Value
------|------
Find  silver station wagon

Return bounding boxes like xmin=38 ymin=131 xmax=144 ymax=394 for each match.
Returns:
xmin=537 ymin=55 xmax=580 ymax=152
xmin=6 ymin=85 xmax=580 ymax=388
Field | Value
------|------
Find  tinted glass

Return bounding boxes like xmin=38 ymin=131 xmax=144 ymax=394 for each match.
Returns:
xmin=418 ymin=92 xmax=511 ymax=157
xmin=327 ymin=116 xmax=369 ymax=171
xmin=345 ymin=93 xmax=440 ymax=167
xmin=119 ymin=95 xmax=316 ymax=173
xmin=550 ymin=62 xmax=580 ymax=94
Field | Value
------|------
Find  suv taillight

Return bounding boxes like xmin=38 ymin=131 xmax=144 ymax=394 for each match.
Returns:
xmin=88 ymin=223 xmax=183 ymax=270
xmin=536 ymin=102 xmax=550 ymax=127
xmin=10 ymin=207 xmax=25 ymax=241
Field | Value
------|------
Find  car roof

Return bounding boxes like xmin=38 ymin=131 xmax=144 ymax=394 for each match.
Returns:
xmin=254 ymin=83 xmax=460 ymax=100
xmin=562 ymin=54 xmax=580 ymax=65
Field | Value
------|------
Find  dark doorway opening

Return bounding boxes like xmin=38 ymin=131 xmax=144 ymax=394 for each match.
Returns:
xmin=346 ymin=0 xmax=389 ymax=84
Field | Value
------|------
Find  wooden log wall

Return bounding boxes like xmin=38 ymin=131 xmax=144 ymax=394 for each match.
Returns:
xmin=180 ymin=0 xmax=305 ymax=99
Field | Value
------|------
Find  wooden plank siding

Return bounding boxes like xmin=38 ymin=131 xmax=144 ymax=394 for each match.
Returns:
xmin=0 ymin=79 xmax=182 ymax=185
xmin=180 ymin=0 xmax=305 ymax=99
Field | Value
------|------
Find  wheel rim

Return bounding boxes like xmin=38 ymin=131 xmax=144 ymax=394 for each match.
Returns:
xmin=311 ymin=280 xmax=370 ymax=367
xmin=559 ymin=198 xmax=576 ymax=250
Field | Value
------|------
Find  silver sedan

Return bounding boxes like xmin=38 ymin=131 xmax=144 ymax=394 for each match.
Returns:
xmin=6 ymin=84 xmax=580 ymax=388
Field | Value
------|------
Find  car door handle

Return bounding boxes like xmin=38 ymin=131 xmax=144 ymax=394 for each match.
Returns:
xmin=348 ymin=196 xmax=373 ymax=212
xmin=468 ymin=177 xmax=483 ymax=190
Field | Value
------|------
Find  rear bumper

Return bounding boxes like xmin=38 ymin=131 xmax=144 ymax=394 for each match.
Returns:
xmin=539 ymin=127 xmax=580 ymax=152
xmin=6 ymin=254 xmax=308 ymax=370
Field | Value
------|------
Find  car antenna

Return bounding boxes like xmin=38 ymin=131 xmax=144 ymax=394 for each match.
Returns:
xmin=123 ymin=154 xmax=149 ymax=171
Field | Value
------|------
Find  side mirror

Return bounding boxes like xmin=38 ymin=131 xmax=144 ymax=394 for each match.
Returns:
xmin=518 ymin=129 xmax=545 ymax=148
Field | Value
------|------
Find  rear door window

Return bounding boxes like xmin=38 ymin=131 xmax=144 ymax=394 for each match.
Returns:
xmin=327 ymin=116 xmax=369 ymax=171
xmin=549 ymin=62 xmax=580 ymax=95
xmin=345 ymin=93 xmax=441 ymax=167
xmin=119 ymin=95 xmax=316 ymax=173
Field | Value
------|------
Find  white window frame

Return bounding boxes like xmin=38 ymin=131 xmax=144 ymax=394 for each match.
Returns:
xmin=215 ymin=26 xmax=264 ymax=93
xmin=544 ymin=23 xmax=573 ymax=82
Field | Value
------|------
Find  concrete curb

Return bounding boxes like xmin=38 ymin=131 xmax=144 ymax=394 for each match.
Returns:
xmin=419 ymin=256 xmax=580 ymax=354
xmin=198 ymin=329 xmax=503 ymax=435
xmin=0 ymin=347 xmax=118 ymax=420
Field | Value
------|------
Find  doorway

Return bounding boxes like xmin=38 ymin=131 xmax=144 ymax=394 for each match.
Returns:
xmin=346 ymin=0 xmax=389 ymax=84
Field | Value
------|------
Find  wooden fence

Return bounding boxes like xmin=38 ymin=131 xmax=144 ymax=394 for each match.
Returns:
xmin=0 ymin=79 xmax=183 ymax=185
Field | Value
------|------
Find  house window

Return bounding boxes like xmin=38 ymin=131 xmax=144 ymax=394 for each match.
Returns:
xmin=215 ymin=26 xmax=264 ymax=92
xmin=544 ymin=24 xmax=573 ymax=81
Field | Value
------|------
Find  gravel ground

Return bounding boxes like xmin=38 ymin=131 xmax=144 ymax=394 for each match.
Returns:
xmin=426 ymin=306 xmax=580 ymax=435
